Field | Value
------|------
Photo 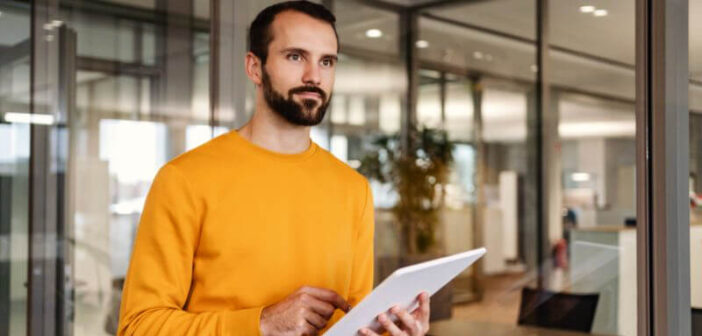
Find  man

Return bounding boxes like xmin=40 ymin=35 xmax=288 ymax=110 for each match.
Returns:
xmin=117 ymin=1 xmax=430 ymax=335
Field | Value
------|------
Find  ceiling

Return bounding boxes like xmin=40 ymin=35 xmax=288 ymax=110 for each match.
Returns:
xmin=1 ymin=0 xmax=700 ymax=111
xmin=425 ymin=0 xmax=702 ymax=80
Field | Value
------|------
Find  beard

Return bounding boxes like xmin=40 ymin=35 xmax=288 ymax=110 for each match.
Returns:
xmin=261 ymin=67 xmax=331 ymax=126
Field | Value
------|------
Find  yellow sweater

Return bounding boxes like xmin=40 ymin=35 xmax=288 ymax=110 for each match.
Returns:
xmin=117 ymin=130 xmax=375 ymax=335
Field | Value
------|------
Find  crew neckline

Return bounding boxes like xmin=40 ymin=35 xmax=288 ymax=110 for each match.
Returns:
xmin=229 ymin=129 xmax=319 ymax=162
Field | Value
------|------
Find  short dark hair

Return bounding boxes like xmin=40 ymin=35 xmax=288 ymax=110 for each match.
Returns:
xmin=249 ymin=1 xmax=338 ymax=64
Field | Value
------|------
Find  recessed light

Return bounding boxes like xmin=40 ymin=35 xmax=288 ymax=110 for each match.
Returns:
xmin=415 ymin=40 xmax=429 ymax=48
xmin=594 ymin=9 xmax=608 ymax=17
xmin=579 ymin=5 xmax=596 ymax=13
xmin=473 ymin=51 xmax=484 ymax=60
xmin=365 ymin=29 xmax=382 ymax=38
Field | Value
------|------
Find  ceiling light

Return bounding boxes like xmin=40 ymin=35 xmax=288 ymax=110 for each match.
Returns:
xmin=473 ymin=51 xmax=484 ymax=60
xmin=593 ymin=9 xmax=608 ymax=17
xmin=365 ymin=29 xmax=382 ymax=38
xmin=579 ymin=5 xmax=596 ymax=13
xmin=572 ymin=172 xmax=591 ymax=182
xmin=4 ymin=112 xmax=55 ymax=125
xmin=415 ymin=40 xmax=429 ymax=48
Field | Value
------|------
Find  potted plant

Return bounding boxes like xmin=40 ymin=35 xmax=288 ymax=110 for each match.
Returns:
xmin=358 ymin=126 xmax=454 ymax=320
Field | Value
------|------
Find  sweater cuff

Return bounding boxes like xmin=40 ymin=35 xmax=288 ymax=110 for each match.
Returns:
xmin=222 ymin=306 xmax=264 ymax=336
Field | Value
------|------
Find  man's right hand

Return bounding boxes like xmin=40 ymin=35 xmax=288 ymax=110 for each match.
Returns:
xmin=259 ymin=286 xmax=351 ymax=336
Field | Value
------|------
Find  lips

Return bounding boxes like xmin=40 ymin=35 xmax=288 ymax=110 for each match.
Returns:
xmin=295 ymin=91 xmax=322 ymax=99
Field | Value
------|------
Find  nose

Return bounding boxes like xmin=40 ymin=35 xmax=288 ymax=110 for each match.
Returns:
xmin=301 ymin=62 xmax=321 ymax=86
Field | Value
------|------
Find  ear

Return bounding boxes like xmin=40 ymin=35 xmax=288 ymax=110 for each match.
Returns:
xmin=245 ymin=52 xmax=263 ymax=86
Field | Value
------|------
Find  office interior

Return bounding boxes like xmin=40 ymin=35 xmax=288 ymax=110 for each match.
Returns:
xmin=0 ymin=0 xmax=700 ymax=335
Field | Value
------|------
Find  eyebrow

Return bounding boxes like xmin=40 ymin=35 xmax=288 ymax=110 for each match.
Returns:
xmin=281 ymin=47 xmax=338 ymax=62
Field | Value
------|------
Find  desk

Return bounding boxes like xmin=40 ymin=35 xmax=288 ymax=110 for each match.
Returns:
xmin=429 ymin=320 xmax=600 ymax=336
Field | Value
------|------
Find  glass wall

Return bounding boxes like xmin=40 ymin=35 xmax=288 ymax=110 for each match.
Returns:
xmin=49 ymin=1 xmax=213 ymax=334
xmin=0 ymin=2 xmax=31 ymax=335
xmin=2 ymin=0 xmax=697 ymax=334
xmin=419 ymin=0 xmax=537 ymax=326
xmin=413 ymin=0 xmax=640 ymax=334
xmin=549 ymin=2 xmax=637 ymax=335
xmin=331 ymin=1 xmax=407 ymax=290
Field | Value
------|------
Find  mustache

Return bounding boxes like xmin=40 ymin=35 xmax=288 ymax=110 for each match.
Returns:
xmin=288 ymin=86 xmax=327 ymax=101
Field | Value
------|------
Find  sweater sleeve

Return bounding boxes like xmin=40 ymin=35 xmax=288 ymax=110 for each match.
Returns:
xmin=117 ymin=164 xmax=263 ymax=336
xmin=347 ymin=180 xmax=376 ymax=308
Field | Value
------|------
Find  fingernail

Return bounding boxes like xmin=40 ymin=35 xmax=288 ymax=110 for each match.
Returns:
xmin=391 ymin=306 xmax=400 ymax=314
xmin=359 ymin=328 xmax=369 ymax=335
xmin=378 ymin=313 xmax=387 ymax=322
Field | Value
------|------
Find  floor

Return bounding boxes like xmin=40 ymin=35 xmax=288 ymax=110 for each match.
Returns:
xmin=451 ymin=273 xmax=525 ymax=325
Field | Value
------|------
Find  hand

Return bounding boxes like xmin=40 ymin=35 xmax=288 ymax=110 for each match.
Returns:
xmin=260 ymin=286 xmax=351 ymax=336
xmin=359 ymin=292 xmax=430 ymax=336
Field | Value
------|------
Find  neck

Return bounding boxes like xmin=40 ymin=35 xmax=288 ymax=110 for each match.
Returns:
xmin=237 ymin=98 xmax=312 ymax=155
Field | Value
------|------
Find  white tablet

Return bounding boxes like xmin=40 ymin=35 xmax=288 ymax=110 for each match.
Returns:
xmin=325 ymin=247 xmax=487 ymax=336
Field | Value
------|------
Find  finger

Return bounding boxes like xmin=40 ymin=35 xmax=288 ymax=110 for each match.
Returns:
xmin=301 ymin=287 xmax=350 ymax=311
xmin=417 ymin=292 xmax=430 ymax=318
xmin=377 ymin=313 xmax=404 ymax=335
xmin=300 ymin=321 xmax=318 ymax=336
xmin=359 ymin=328 xmax=381 ymax=336
xmin=391 ymin=306 xmax=421 ymax=335
xmin=300 ymin=286 xmax=351 ymax=312
xmin=304 ymin=309 xmax=328 ymax=330
xmin=300 ymin=293 xmax=336 ymax=319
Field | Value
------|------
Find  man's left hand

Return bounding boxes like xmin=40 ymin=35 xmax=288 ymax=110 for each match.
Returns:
xmin=359 ymin=292 xmax=430 ymax=336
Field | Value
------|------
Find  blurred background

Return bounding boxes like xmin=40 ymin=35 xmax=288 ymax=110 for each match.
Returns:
xmin=1 ymin=0 xmax=700 ymax=335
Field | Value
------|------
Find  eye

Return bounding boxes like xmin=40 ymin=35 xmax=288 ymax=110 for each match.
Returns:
xmin=321 ymin=58 xmax=335 ymax=67
xmin=287 ymin=53 xmax=302 ymax=61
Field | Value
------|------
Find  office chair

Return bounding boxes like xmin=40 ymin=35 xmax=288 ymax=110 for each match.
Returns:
xmin=517 ymin=287 xmax=599 ymax=333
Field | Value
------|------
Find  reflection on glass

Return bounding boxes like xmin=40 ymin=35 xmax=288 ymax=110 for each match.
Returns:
xmin=418 ymin=16 xmax=536 ymax=83
xmin=64 ymin=1 xmax=213 ymax=334
xmin=551 ymin=1 xmax=637 ymax=335
xmin=416 ymin=0 xmax=537 ymax=328
xmin=325 ymin=17 xmax=407 ymax=286
xmin=335 ymin=0 xmax=399 ymax=56
xmin=329 ymin=53 xmax=405 ymax=211
xmin=0 ymin=1 xmax=31 ymax=334
xmin=444 ymin=76 xmax=473 ymax=142
xmin=418 ymin=70 xmax=442 ymax=130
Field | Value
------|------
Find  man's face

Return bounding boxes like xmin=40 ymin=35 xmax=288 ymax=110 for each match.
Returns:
xmin=259 ymin=11 xmax=338 ymax=126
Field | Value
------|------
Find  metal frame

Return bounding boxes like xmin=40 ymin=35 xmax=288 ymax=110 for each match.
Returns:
xmin=636 ymin=0 xmax=692 ymax=334
xmin=532 ymin=0 xmax=549 ymax=288
xmin=28 ymin=3 xmax=77 ymax=334
xmin=400 ymin=8 xmax=419 ymax=153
